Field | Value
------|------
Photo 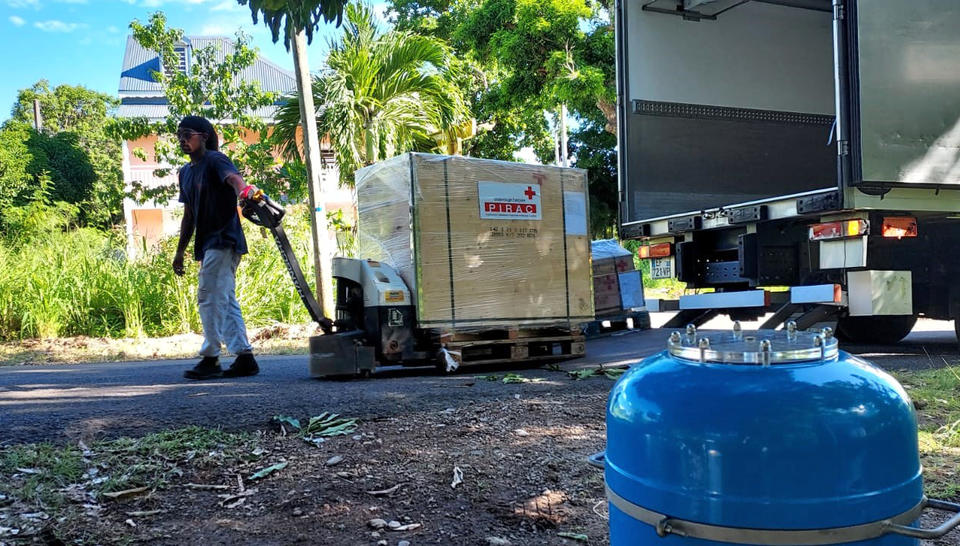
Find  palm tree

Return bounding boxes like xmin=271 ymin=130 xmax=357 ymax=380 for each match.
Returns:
xmin=273 ymin=2 xmax=469 ymax=185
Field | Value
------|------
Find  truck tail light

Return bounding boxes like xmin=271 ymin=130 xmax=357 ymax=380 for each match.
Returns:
xmin=809 ymin=219 xmax=869 ymax=241
xmin=881 ymin=217 xmax=918 ymax=239
xmin=638 ymin=243 xmax=673 ymax=259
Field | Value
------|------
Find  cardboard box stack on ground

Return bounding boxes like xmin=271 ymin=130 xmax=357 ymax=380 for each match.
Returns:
xmin=356 ymin=153 xmax=594 ymax=330
xmin=591 ymin=239 xmax=645 ymax=317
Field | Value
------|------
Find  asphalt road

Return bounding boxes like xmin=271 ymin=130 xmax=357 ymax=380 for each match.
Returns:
xmin=2 ymin=322 xmax=958 ymax=445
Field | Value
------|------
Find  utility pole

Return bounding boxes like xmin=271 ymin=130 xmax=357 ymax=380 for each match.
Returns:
xmin=291 ymin=27 xmax=334 ymax=323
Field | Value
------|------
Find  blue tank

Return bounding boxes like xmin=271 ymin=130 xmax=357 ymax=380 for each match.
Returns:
xmin=605 ymin=324 xmax=926 ymax=545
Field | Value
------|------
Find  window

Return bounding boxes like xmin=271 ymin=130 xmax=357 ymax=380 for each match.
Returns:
xmin=164 ymin=45 xmax=188 ymax=78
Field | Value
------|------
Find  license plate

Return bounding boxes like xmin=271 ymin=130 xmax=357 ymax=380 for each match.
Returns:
xmin=651 ymin=257 xmax=674 ymax=279
xmin=552 ymin=343 xmax=563 ymax=356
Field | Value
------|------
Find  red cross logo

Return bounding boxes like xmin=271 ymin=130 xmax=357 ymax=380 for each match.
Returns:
xmin=524 ymin=186 xmax=537 ymax=200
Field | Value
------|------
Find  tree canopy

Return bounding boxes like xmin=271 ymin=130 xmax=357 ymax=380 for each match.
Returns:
xmin=272 ymin=3 xmax=470 ymax=185
xmin=239 ymin=0 xmax=349 ymax=49
xmin=1 ymin=81 xmax=122 ymax=228
xmin=111 ymin=12 xmax=298 ymax=203
xmin=388 ymin=0 xmax=618 ymax=230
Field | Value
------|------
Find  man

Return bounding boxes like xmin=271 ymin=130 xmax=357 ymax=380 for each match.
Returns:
xmin=173 ymin=115 xmax=259 ymax=380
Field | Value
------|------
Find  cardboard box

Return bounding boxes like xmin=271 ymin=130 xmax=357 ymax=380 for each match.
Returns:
xmin=590 ymin=239 xmax=644 ymax=318
xmin=595 ymin=292 xmax=623 ymax=314
xmin=592 ymin=258 xmax=618 ymax=277
xmin=356 ymin=153 xmax=594 ymax=329
xmin=615 ymin=255 xmax=635 ymax=273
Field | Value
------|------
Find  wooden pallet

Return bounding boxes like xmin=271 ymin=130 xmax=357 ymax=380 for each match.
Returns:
xmin=436 ymin=325 xmax=581 ymax=343
xmin=582 ymin=310 xmax=651 ymax=339
xmin=441 ymin=332 xmax=586 ymax=367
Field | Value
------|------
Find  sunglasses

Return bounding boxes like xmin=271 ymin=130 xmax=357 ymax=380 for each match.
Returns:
xmin=176 ymin=129 xmax=204 ymax=140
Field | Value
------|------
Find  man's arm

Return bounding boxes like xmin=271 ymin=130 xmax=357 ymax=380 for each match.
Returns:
xmin=225 ymin=173 xmax=249 ymax=196
xmin=172 ymin=206 xmax=195 ymax=276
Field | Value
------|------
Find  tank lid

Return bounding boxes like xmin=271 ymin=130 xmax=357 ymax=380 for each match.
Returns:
xmin=667 ymin=321 xmax=838 ymax=365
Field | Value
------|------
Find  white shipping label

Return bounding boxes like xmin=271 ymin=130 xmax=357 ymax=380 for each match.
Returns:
xmin=478 ymin=181 xmax=542 ymax=220
xmin=563 ymin=191 xmax=588 ymax=236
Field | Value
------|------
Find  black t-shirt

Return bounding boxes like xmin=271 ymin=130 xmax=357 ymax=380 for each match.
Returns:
xmin=178 ymin=151 xmax=248 ymax=262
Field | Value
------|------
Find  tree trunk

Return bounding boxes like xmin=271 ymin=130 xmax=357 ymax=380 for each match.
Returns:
xmin=291 ymin=28 xmax=334 ymax=325
xmin=598 ymin=98 xmax=617 ymax=135
xmin=364 ymin=119 xmax=375 ymax=165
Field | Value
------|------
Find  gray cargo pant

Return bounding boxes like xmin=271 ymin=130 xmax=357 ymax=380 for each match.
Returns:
xmin=197 ymin=247 xmax=253 ymax=357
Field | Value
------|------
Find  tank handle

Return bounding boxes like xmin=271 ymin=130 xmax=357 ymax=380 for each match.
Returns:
xmin=884 ymin=498 xmax=960 ymax=540
xmin=587 ymin=451 xmax=605 ymax=470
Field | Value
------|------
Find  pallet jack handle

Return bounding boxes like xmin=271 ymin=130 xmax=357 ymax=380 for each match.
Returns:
xmin=240 ymin=189 xmax=334 ymax=334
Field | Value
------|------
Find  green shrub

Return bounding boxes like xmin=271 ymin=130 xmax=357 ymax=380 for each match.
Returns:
xmin=0 ymin=204 xmax=315 ymax=340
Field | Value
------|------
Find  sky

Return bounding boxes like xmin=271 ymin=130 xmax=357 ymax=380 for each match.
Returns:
xmin=0 ymin=0 xmax=386 ymax=122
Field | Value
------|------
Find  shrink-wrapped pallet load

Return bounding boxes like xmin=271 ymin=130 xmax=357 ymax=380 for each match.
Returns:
xmin=356 ymin=153 xmax=594 ymax=330
xmin=591 ymin=239 xmax=645 ymax=317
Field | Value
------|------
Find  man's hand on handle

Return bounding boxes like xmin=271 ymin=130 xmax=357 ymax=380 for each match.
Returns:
xmin=239 ymin=184 xmax=261 ymax=203
xmin=173 ymin=251 xmax=186 ymax=277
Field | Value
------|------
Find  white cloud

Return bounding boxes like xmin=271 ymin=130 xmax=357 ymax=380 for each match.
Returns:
xmin=107 ymin=25 xmax=120 ymax=33
xmin=34 ymin=19 xmax=83 ymax=32
xmin=138 ymin=0 xmax=212 ymax=6
xmin=7 ymin=0 xmax=40 ymax=8
xmin=199 ymin=23 xmax=233 ymax=35
xmin=211 ymin=0 xmax=240 ymax=12
xmin=9 ymin=15 xmax=26 ymax=25
xmin=56 ymin=0 xmax=87 ymax=3
xmin=372 ymin=1 xmax=390 ymax=22
xmin=196 ymin=1 xmax=253 ymax=36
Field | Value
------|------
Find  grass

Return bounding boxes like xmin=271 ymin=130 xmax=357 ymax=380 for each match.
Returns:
xmin=93 ymin=427 xmax=260 ymax=494
xmin=0 ymin=443 xmax=86 ymax=509
xmin=893 ymin=366 xmax=960 ymax=499
xmin=0 ymin=426 xmax=258 ymax=496
xmin=0 ymin=205 xmax=318 ymax=342
xmin=0 ymin=426 xmax=261 ymax=542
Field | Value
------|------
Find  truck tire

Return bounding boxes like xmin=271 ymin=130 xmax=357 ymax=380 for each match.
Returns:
xmin=836 ymin=315 xmax=917 ymax=344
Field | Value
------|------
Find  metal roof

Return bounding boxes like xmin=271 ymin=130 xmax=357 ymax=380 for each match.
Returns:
xmin=118 ymin=35 xmax=296 ymax=121
xmin=115 ymin=103 xmax=283 ymax=122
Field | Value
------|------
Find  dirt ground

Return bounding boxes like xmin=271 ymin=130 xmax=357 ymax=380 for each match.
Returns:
xmin=2 ymin=325 xmax=958 ymax=545
xmin=4 ymin=388 xmax=610 ymax=545
xmin=4 ymin=384 xmax=958 ymax=546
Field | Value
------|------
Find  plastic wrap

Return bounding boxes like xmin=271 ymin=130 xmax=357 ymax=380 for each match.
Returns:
xmin=591 ymin=239 xmax=643 ymax=316
xmin=355 ymin=154 xmax=417 ymax=292
xmin=355 ymin=153 xmax=594 ymax=329
xmin=591 ymin=239 xmax=632 ymax=261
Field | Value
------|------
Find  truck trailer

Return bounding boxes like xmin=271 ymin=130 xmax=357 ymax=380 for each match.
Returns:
xmin=616 ymin=0 xmax=960 ymax=342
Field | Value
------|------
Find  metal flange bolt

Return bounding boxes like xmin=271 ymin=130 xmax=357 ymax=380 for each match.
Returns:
xmin=698 ymin=337 xmax=711 ymax=362
xmin=685 ymin=324 xmax=697 ymax=344
xmin=732 ymin=321 xmax=743 ymax=341
xmin=759 ymin=339 xmax=772 ymax=367
xmin=669 ymin=331 xmax=682 ymax=344
xmin=786 ymin=320 xmax=798 ymax=341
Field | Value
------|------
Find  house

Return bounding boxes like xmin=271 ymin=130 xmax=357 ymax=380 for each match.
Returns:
xmin=116 ymin=35 xmax=352 ymax=257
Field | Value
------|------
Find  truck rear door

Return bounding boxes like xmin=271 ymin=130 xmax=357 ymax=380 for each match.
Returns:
xmin=615 ymin=0 xmax=838 ymax=237
xmin=843 ymin=0 xmax=960 ymax=189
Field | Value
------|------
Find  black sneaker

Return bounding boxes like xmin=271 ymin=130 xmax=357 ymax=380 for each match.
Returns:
xmin=184 ymin=356 xmax=222 ymax=380
xmin=223 ymin=353 xmax=259 ymax=378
